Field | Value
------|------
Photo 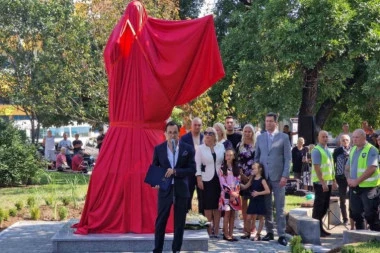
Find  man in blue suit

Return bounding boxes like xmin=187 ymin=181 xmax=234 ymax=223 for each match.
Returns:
xmin=254 ymin=112 xmax=291 ymax=246
xmin=180 ymin=117 xmax=203 ymax=213
xmin=152 ymin=121 xmax=196 ymax=253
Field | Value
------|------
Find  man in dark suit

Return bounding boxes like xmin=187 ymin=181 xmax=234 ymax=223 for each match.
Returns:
xmin=254 ymin=112 xmax=291 ymax=246
xmin=180 ymin=117 xmax=203 ymax=213
xmin=152 ymin=121 xmax=196 ymax=253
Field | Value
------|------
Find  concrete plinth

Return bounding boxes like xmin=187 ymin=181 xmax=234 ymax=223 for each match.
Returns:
xmin=288 ymin=214 xmax=321 ymax=245
xmin=52 ymin=220 xmax=208 ymax=253
xmin=289 ymin=208 xmax=313 ymax=217
xmin=343 ymin=230 xmax=380 ymax=244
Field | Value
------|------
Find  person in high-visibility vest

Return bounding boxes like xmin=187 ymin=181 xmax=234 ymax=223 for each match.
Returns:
xmin=345 ymin=129 xmax=380 ymax=231
xmin=311 ymin=130 xmax=338 ymax=237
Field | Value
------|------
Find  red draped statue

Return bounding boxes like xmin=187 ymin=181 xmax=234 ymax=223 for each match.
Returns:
xmin=73 ymin=0 xmax=224 ymax=234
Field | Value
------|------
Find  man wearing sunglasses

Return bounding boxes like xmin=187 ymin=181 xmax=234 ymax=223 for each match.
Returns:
xmin=152 ymin=121 xmax=196 ymax=253
xmin=181 ymin=117 xmax=204 ymax=213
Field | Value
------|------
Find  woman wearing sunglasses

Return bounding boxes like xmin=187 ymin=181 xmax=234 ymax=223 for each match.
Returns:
xmin=195 ymin=127 xmax=225 ymax=238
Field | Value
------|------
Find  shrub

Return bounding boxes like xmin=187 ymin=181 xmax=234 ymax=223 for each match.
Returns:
xmin=341 ymin=246 xmax=355 ymax=253
xmin=27 ymin=196 xmax=36 ymax=207
xmin=45 ymin=196 xmax=54 ymax=206
xmin=30 ymin=206 xmax=41 ymax=220
xmin=9 ymin=208 xmax=17 ymax=217
xmin=15 ymin=201 xmax=24 ymax=211
xmin=0 ymin=120 xmax=45 ymax=186
xmin=290 ymin=235 xmax=313 ymax=253
xmin=58 ymin=206 xmax=68 ymax=220
xmin=3 ymin=211 xmax=9 ymax=221
xmin=0 ymin=208 xmax=4 ymax=223
xmin=61 ymin=196 xmax=71 ymax=206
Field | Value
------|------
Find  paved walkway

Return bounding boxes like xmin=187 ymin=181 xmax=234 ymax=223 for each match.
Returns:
xmin=0 ymin=220 xmax=347 ymax=252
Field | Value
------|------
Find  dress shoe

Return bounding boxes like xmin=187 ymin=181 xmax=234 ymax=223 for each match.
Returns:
xmin=231 ymin=237 xmax=239 ymax=241
xmin=261 ymin=232 xmax=274 ymax=241
xmin=278 ymin=236 xmax=288 ymax=246
xmin=320 ymin=230 xmax=331 ymax=237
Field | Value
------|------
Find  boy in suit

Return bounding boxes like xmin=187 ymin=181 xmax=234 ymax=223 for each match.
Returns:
xmin=152 ymin=121 xmax=196 ymax=253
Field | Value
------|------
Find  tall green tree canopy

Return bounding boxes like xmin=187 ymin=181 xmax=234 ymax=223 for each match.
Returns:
xmin=214 ymin=0 xmax=380 ymax=132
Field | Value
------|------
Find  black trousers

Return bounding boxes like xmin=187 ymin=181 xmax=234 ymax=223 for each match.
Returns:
xmin=154 ymin=188 xmax=188 ymax=253
xmin=187 ymin=175 xmax=203 ymax=214
xmin=335 ymin=175 xmax=348 ymax=221
xmin=312 ymin=183 xmax=332 ymax=230
xmin=350 ymin=187 xmax=380 ymax=231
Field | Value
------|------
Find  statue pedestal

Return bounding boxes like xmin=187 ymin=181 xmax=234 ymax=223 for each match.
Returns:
xmin=52 ymin=219 xmax=208 ymax=253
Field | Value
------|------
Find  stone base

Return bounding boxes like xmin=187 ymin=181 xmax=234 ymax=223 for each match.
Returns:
xmin=288 ymin=214 xmax=321 ymax=245
xmin=343 ymin=230 xmax=380 ymax=244
xmin=52 ymin=220 xmax=208 ymax=253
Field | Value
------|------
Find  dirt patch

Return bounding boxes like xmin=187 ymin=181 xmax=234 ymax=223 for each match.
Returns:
xmin=0 ymin=204 xmax=84 ymax=232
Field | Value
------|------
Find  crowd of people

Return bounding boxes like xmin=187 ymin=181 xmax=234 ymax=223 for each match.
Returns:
xmin=150 ymin=116 xmax=380 ymax=252
xmin=41 ymin=130 xmax=102 ymax=173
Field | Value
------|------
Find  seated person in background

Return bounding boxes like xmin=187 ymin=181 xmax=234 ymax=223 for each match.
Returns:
xmin=72 ymin=150 xmax=88 ymax=173
xmin=72 ymin=134 xmax=83 ymax=154
xmin=56 ymin=147 xmax=69 ymax=171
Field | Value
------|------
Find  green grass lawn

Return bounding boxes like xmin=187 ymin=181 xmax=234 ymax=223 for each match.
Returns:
xmin=285 ymin=195 xmax=306 ymax=212
xmin=0 ymin=172 xmax=89 ymax=210
xmin=342 ymin=240 xmax=380 ymax=253
xmin=0 ymin=171 xmax=307 ymax=213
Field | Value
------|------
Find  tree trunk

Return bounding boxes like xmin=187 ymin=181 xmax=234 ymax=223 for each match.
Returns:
xmin=297 ymin=58 xmax=326 ymax=144
xmin=315 ymin=58 xmax=364 ymax=129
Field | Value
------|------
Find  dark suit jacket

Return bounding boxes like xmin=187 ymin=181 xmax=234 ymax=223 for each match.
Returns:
xmin=180 ymin=132 xmax=204 ymax=147
xmin=152 ymin=141 xmax=196 ymax=198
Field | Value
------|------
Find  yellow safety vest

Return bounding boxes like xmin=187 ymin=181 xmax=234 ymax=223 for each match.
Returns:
xmin=349 ymin=143 xmax=380 ymax=187
xmin=312 ymin=145 xmax=334 ymax=183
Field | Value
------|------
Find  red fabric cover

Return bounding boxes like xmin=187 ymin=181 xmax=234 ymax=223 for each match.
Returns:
xmin=73 ymin=0 xmax=224 ymax=234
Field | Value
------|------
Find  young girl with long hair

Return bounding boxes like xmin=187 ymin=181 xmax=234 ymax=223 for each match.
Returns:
xmin=219 ymin=148 xmax=241 ymax=241
xmin=240 ymin=162 xmax=270 ymax=241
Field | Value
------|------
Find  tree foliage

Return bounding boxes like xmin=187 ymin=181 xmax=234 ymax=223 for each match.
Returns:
xmin=0 ymin=0 xmax=107 ymax=143
xmin=215 ymin=0 xmax=380 ymax=132
xmin=0 ymin=119 xmax=44 ymax=186
xmin=0 ymin=0 xmax=207 ymax=140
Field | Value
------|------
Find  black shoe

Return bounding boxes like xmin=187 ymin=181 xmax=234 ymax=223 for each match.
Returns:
xmin=240 ymin=233 xmax=251 ymax=239
xmin=261 ymin=233 xmax=274 ymax=241
xmin=231 ymin=237 xmax=239 ymax=241
xmin=278 ymin=236 xmax=288 ymax=246
xmin=320 ymin=230 xmax=331 ymax=237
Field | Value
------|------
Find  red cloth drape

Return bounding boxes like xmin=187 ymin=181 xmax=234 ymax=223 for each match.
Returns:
xmin=73 ymin=0 xmax=224 ymax=234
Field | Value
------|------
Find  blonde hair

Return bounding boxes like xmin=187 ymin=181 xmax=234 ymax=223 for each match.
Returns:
xmin=239 ymin=124 xmax=256 ymax=154
xmin=213 ymin=122 xmax=227 ymax=140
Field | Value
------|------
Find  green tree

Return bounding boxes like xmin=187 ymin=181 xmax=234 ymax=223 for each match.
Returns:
xmin=216 ymin=0 xmax=380 ymax=132
xmin=0 ymin=0 xmax=107 ymax=143
xmin=179 ymin=0 xmax=204 ymax=19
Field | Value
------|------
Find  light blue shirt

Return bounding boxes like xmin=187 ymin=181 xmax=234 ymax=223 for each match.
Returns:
xmin=167 ymin=141 xmax=179 ymax=184
xmin=58 ymin=139 xmax=72 ymax=155
xmin=346 ymin=145 xmax=378 ymax=179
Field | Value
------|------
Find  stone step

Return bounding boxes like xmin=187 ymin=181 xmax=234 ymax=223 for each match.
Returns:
xmin=343 ymin=230 xmax=380 ymax=244
xmin=52 ymin=220 xmax=208 ymax=253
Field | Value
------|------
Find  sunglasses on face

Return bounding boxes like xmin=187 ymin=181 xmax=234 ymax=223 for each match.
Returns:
xmin=204 ymin=131 xmax=215 ymax=136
